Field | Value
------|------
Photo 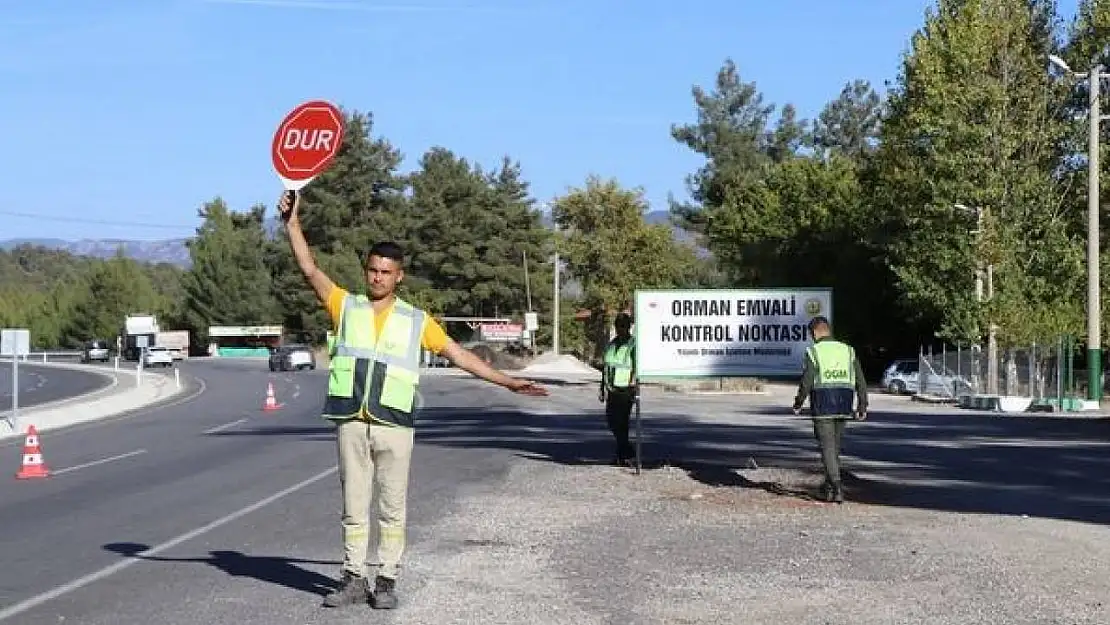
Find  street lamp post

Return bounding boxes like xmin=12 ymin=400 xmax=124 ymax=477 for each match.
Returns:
xmin=955 ymin=203 xmax=996 ymax=395
xmin=1049 ymin=54 xmax=1105 ymax=404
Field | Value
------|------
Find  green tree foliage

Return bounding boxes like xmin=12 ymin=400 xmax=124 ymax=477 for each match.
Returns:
xmin=66 ymin=250 xmax=162 ymax=346
xmin=180 ymin=198 xmax=279 ymax=343
xmin=407 ymin=148 xmax=552 ymax=320
xmin=812 ymin=79 xmax=884 ymax=159
xmin=0 ymin=245 xmax=182 ymax=348
xmin=873 ymin=0 xmax=1082 ymax=347
xmin=552 ymin=175 xmax=700 ymax=360
xmin=669 ymin=58 xmax=803 ymax=238
xmin=669 ymin=59 xmax=910 ymax=370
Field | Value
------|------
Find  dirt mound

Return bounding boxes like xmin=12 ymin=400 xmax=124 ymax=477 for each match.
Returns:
xmin=518 ymin=352 xmax=601 ymax=380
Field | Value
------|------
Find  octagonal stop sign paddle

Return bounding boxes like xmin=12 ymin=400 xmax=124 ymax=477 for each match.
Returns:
xmin=271 ymin=99 xmax=345 ymax=205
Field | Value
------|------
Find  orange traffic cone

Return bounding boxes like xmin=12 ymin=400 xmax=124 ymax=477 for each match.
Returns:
xmin=16 ymin=425 xmax=49 ymax=479
xmin=262 ymin=382 xmax=280 ymax=412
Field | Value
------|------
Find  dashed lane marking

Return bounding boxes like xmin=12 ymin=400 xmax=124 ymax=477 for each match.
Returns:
xmin=52 ymin=449 xmax=147 ymax=476
xmin=202 ymin=418 xmax=248 ymax=435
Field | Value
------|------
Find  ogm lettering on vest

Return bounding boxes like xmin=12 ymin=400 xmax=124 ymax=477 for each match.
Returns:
xmin=323 ymin=294 xmax=425 ymax=427
xmin=809 ymin=341 xmax=855 ymax=388
xmin=604 ymin=338 xmax=635 ymax=388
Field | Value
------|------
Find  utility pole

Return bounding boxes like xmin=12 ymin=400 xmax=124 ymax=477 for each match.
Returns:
xmin=553 ymin=249 xmax=560 ymax=355
xmin=523 ymin=250 xmax=532 ymax=311
xmin=1089 ymin=64 xmax=1103 ymax=403
xmin=523 ymin=250 xmax=534 ymax=355
xmin=1049 ymin=55 xmax=1105 ymax=404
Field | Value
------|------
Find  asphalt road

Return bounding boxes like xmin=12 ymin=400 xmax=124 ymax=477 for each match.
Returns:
xmin=0 ymin=361 xmax=112 ymax=413
xmin=4 ymin=359 xmax=1110 ymax=623
xmin=0 ymin=359 xmax=552 ymax=624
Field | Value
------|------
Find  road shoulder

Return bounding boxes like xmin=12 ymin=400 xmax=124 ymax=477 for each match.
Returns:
xmin=395 ymin=384 xmax=1110 ymax=624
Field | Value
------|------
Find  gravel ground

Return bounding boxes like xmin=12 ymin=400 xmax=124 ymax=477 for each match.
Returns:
xmin=390 ymin=384 xmax=1110 ymax=625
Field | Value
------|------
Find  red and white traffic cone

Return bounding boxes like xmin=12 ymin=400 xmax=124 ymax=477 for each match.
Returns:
xmin=16 ymin=425 xmax=49 ymax=479
xmin=262 ymin=382 xmax=281 ymax=412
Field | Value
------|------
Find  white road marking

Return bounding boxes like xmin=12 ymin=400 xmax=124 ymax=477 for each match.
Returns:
xmin=0 ymin=465 xmax=338 ymax=621
xmin=52 ymin=450 xmax=148 ymax=476
xmin=202 ymin=418 xmax=248 ymax=434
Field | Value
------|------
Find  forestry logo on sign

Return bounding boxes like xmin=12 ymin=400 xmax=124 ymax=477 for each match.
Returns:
xmin=805 ymin=298 xmax=823 ymax=316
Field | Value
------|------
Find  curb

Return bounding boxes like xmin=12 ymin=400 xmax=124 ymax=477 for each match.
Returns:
xmin=0 ymin=362 xmax=192 ymax=440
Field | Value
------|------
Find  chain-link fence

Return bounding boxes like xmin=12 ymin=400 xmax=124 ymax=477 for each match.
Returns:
xmin=916 ymin=336 xmax=1081 ymax=401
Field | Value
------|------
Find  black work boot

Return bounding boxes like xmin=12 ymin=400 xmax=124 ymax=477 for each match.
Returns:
xmin=322 ymin=572 xmax=369 ymax=608
xmin=370 ymin=575 xmax=399 ymax=609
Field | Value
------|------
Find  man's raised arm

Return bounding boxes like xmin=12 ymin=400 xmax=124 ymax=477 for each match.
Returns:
xmin=278 ymin=191 xmax=335 ymax=305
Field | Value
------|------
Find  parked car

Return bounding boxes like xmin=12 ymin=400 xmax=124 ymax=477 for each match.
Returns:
xmin=269 ymin=344 xmax=316 ymax=372
xmin=143 ymin=346 xmax=175 ymax=368
xmin=882 ymin=358 xmax=974 ymax=396
xmin=81 ymin=340 xmax=111 ymax=363
xmin=882 ymin=359 xmax=919 ymax=394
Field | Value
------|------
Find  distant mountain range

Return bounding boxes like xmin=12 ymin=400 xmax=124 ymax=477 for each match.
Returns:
xmin=0 ymin=210 xmax=699 ymax=268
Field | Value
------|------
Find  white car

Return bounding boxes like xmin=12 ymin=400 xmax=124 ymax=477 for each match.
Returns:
xmin=882 ymin=358 xmax=973 ymax=396
xmin=143 ymin=346 xmax=175 ymax=368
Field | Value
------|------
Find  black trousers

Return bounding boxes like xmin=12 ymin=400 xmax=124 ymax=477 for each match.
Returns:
xmin=605 ymin=387 xmax=636 ymax=459
xmin=812 ymin=417 xmax=847 ymax=485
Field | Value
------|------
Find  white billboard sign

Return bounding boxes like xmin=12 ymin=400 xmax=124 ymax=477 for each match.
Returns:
xmin=1 ymin=328 xmax=30 ymax=357
xmin=633 ymin=288 xmax=833 ymax=378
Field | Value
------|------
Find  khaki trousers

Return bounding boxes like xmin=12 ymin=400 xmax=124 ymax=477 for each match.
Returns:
xmin=336 ymin=418 xmax=415 ymax=580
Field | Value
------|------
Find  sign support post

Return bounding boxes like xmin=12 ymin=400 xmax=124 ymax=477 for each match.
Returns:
xmin=1 ymin=328 xmax=31 ymax=432
xmin=632 ymin=288 xmax=833 ymax=476
xmin=634 ymin=386 xmax=643 ymax=475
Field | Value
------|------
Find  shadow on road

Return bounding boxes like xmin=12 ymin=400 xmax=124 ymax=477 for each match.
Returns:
xmin=102 ymin=542 xmax=339 ymax=597
xmin=410 ymin=402 xmax=1110 ymax=526
xmin=191 ymin=385 xmax=1110 ymax=526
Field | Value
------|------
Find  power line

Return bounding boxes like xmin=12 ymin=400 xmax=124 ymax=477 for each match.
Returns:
xmin=0 ymin=210 xmax=197 ymax=231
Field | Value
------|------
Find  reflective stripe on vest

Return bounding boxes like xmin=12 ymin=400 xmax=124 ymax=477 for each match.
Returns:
xmin=323 ymin=293 xmax=424 ymax=427
xmin=604 ymin=338 xmax=634 ymax=388
xmin=808 ymin=340 xmax=855 ymax=389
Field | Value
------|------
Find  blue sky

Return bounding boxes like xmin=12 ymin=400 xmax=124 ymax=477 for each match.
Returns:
xmin=0 ymin=0 xmax=1081 ymax=242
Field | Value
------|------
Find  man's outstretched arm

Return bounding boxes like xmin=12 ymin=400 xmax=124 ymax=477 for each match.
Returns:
xmin=278 ymin=191 xmax=336 ymax=305
xmin=440 ymin=339 xmax=547 ymax=396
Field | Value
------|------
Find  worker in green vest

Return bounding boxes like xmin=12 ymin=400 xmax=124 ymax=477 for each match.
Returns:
xmin=279 ymin=191 xmax=548 ymax=610
xmin=791 ymin=315 xmax=867 ymax=503
xmin=600 ymin=312 xmax=636 ymax=466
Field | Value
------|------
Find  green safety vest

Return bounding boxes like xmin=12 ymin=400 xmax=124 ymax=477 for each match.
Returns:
xmin=604 ymin=337 xmax=635 ymax=388
xmin=322 ymin=293 xmax=425 ymax=428
xmin=807 ymin=340 xmax=856 ymax=389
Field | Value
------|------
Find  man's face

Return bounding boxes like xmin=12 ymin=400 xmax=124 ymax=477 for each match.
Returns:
xmin=364 ymin=255 xmax=402 ymax=299
xmin=616 ymin=321 xmax=631 ymax=338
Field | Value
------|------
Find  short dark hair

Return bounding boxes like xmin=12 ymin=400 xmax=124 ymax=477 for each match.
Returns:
xmin=808 ymin=315 xmax=829 ymax=332
xmin=615 ymin=312 xmax=632 ymax=328
xmin=365 ymin=241 xmax=404 ymax=266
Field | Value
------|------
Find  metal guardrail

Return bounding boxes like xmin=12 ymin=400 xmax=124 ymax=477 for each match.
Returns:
xmin=14 ymin=351 xmax=84 ymax=362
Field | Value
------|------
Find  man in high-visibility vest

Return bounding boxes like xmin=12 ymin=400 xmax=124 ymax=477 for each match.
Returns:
xmin=791 ymin=316 xmax=867 ymax=503
xmin=278 ymin=191 xmax=548 ymax=610
xmin=599 ymin=312 xmax=636 ymax=466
